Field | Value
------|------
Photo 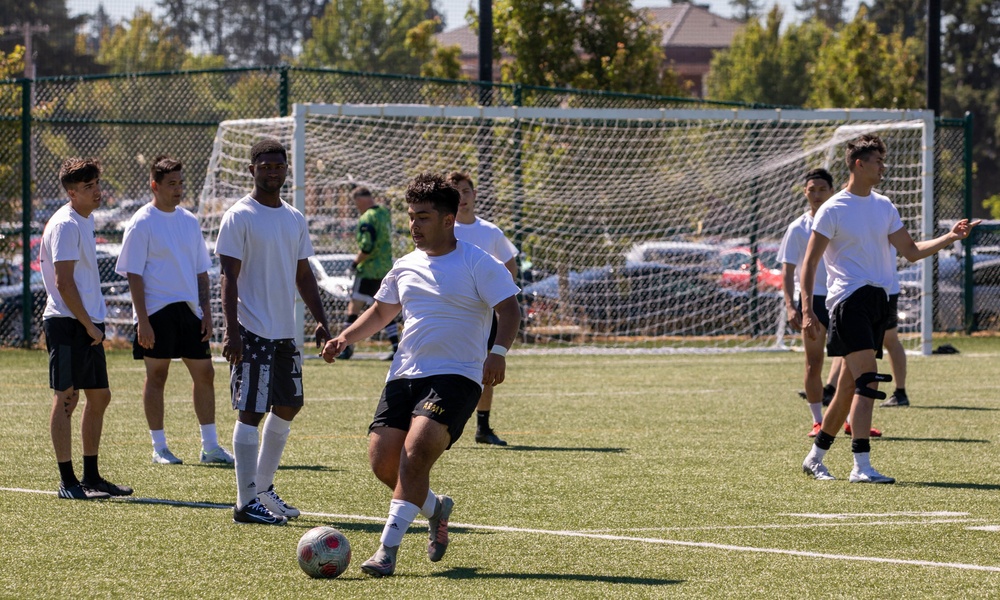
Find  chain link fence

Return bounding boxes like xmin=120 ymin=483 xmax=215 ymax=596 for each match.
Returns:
xmin=0 ymin=67 xmax=981 ymax=347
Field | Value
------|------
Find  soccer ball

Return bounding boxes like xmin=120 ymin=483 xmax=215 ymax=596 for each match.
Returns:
xmin=297 ymin=526 xmax=351 ymax=578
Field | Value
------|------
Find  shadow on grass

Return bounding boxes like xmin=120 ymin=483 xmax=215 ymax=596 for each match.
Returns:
xmin=878 ymin=437 xmax=989 ymax=444
xmin=476 ymin=445 xmax=628 ymax=453
xmin=909 ymin=405 xmax=1000 ymax=411
xmin=432 ymin=566 xmax=683 ymax=586
xmin=897 ymin=481 xmax=1000 ymax=491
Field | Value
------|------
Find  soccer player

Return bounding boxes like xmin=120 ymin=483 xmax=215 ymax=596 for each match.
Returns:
xmin=335 ymin=186 xmax=398 ymax=361
xmin=779 ymin=168 xmax=880 ymax=439
xmin=880 ymin=267 xmax=911 ymax=407
xmin=447 ymin=171 xmax=519 ymax=446
xmin=322 ymin=173 xmax=520 ymax=577
xmin=216 ymin=139 xmax=332 ymax=525
xmin=115 ymin=155 xmax=234 ymax=466
xmin=40 ymin=158 xmax=133 ymax=500
xmin=800 ymin=134 xmax=979 ymax=484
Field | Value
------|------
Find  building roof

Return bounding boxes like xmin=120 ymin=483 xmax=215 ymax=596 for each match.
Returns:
xmin=435 ymin=3 xmax=742 ymax=56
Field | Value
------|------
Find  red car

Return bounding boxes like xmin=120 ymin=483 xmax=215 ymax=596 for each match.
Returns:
xmin=719 ymin=246 xmax=783 ymax=292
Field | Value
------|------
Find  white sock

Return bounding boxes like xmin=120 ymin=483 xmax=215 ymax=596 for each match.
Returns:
xmin=805 ymin=444 xmax=828 ymax=464
xmin=232 ymin=422 xmax=259 ymax=509
xmin=380 ymin=499 xmax=420 ymax=548
xmin=853 ymin=451 xmax=872 ymax=472
xmin=419 ymin=489 xmax=438 ymax=518
xmin=150 ymin=429 xmax=167 ymax=452
xmin=809 ymin=403 xmax=823 ymax=424
xmin=256 ymin=413 xmax=292 ymax=493
xmin=200 ymin=423 xmax=219 ymax=451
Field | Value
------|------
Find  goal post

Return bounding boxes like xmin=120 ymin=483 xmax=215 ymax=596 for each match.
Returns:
xmin=199 ymin=103 xmax=935 ymax=354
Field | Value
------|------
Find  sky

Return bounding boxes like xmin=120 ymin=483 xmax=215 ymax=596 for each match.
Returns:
xmin=67 ymin=0 xmax=864 ymax=31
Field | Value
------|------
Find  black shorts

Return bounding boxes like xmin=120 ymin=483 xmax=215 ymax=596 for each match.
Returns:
xmin=796 ymin=295 xmax=830 ymax=329
xmin=43 ymin=317 xmax=109 ymax=391
xmin=230 ymin=325 xmax=303 ymax=413
xmin=370 ymin=375 xmax=482 ymax=449
xmin=884 ymin=294 xmax=900 ymax=330
xmin=351 ymin=277 xmax=383 ymax=304
xmin=826 ymin=286 xmax=889 ymax=359
xmin=133 ymin=302 xmax=211 ymax=360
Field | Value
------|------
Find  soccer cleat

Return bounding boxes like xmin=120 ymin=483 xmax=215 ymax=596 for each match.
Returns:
xmin=807 ymin=422 xmax=823 ymax=438
xmin=849 ymin=467 xmax=896 ymax=484
xmin=427 ymin=495 xmax=454 ymax=562
xmin=257 ymin=485 xmax=300 ymax=519
xmin=802 ymin=458 xmax=836 ymax=481
xmin=336 ymin=345 xmax=354 ymax=360
xmin=200 ymin=446 xmax=235 ymax=464
xmin=360 ymin=544 xmax=398 ymax=577
xmin=880 ymin=391 xmax=910 ymax=408
xmin=58 ymin=482 xmax=111 ymax=500
xmin=152 ymin=447 xmax=183 ymax=465
xmin=797 ymin=390 xmax=807 ymax=399
xmin=844 ymin=423 xmax=882 ymax=437
xmin=81 ymin=477 xmax=133 ymax=497
xmin=475 ymin=429 xmax=508 ymax=446
xmin=233 ymin=498 xmax=287 ymax=525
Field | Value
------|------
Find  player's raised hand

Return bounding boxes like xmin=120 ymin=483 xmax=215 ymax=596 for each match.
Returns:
xmin=952 ymin=218 xmax=982 ymax=240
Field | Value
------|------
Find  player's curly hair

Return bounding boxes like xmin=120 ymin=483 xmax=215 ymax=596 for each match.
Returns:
xmin=150 ymin=155 xmax=182 ymax=183
xmin=406 ymin=173 xmax=459 ymax=215
xmin=58 ymin=158 xmax=102 ymax=191
xmin=250 ymin=138 xmax=287 ymax=164
xmin=846 ymin=134 xmax=886 ymax=169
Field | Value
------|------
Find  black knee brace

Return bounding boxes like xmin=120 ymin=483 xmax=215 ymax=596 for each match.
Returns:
xmin=855 ymin=372 xmax=892 ymax=400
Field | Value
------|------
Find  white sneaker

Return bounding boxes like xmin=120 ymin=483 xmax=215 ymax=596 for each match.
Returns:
xmin=849 ymin=467 xmax=896 ymax=484
xmin=200 ymin=446 xmax=235 ymax=464
xmin=257 ymin=485 xmax=300 ymax=518
xmin=802 ymin=458 xmax=835 ymax=480
xmin=152 ymin=447 xmax=183 ymax=465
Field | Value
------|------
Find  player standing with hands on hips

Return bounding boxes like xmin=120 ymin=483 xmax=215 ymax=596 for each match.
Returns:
xmin=216 ymin=139 xmax=331 ymax=525
xmin=322 ymin=173 xmax=520 ymax=576
xmin=800 ymin=134 xmax=979 ymax=484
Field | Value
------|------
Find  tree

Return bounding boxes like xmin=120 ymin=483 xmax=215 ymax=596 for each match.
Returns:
xmin=806 ymin=7 xmax=923 ymax=109
xmin=405 ymin=17 xmax=464 ymax=80
xmin=492 ymin=0 xmax=581 ymax=87
xmin=707 ymin=7 xmax=828 ymax=107
xmin=729 ymin=0 xmax=765 ymax=22
xmin=793 ymin=0 xmax=847 ymax=28
xmin=298 ymin=0 xmax=431 ymax=74
xmin=95 ymin=10 xmax=190 ymax=73
xmin=0 ymin=0 xmax=102 ymax=75
xmin=0 ymin=45 xmax=25 ymax=228
xmin=865 ymin=0 xmax=925 ymax=38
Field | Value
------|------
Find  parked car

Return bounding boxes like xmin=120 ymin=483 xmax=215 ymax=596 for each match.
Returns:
xmin=0 ymin=269 xmax=46 ymax=343
xmin=901 ymin=253 xmax=1000 ymax=331
xmin=624 ymin=241 xmax=722 ymax=269
xmin=719 ymin=245 xmax=783 ymax=292
xmin=308 ymin=253 xmax=356 ymax=325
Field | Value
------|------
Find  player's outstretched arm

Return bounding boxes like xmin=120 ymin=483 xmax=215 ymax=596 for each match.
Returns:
xmin=889 ymin=219 xmax=982 ymax=263
xmin=322 ymin=300 xmax=400 ymax=363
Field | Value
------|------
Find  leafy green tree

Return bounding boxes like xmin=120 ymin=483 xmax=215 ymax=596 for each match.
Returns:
xmin=492 ymin=0 xmax=581 ymax=87
xmin=729 ymin=0 xmax=765 ymax=22
xmin=707 ymin=7 xmax=828 ymax=106
xmin=0 ymin=0 xmax=102 ymax=75
xmin=95 ymin=10 xmax=190 ymax=73
xmin=298 ymin=0 xmax=431 ymax=74
xmin=865 ymin=0 xmax=925 ymax=38
xmin=806 ymin=7 xmax=923 ymax=109
xmin=793 ymin=0 xmax=847 ymax=28
xmin=0 ymin=45 xmax=25 ymax=229
xmin=406 ymin=17 xmax=464 ymax=80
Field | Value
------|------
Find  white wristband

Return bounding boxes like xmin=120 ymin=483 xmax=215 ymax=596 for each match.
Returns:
xmin=489 ymin=345 xmax=508 ymax=357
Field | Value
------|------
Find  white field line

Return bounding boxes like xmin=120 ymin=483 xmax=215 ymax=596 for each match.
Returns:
xmin=4 ymin=487 xmax=999 ymax=573
xmin=583 ymin=518 xmax=985 ymax=532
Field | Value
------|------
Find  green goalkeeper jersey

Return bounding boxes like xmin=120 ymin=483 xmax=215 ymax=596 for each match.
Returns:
xmin=356 ymin=204 xmax=393 ymax=279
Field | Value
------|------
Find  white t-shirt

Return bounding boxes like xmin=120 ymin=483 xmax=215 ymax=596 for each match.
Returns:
xmin=116 ymin=203 xmax=212 ymax=320
xmin=454 ymin=217 xmax=518 ymax=264
xmin=777 ymin=211 xmax=829 ymax=297
xmin=40 ymin=204 xmax=107 ymax=322
xmin=214 ymin=195 xmax=313 ymax=340
xmin=375 ymin=240 xmax=521 ymax=386
xmin=812 ymin=190 xmax=904 ymax=310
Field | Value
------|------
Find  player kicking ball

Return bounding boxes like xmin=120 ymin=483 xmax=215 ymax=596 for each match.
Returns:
xmin=323 ymin=173 xmax=520 ymax=576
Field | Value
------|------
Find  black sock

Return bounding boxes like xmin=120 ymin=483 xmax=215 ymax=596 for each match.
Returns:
xmin=895 ymin=388 xmax=905 ymax=395
xmin=477 ymin=410 xmax=490 ymax=432
xmin=815 ymin=430 xmax=836 ymax=450
xmin=823 ymin=384 xmax=836 ymax=395
xmin=851 ymin=438 xmax=871 ymax=454
xmin=58 ymin=461 xmax=79 ymax=487
xmin=82 ymin=454 xmax=99 ymax=483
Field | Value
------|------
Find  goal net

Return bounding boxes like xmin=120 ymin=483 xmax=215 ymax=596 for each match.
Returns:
xmin=199 ymin=104 xmax=934 ymax=354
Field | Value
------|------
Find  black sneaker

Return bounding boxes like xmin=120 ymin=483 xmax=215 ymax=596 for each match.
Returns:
xmin=336 ymin=345 xmax=354 ymax=360
xmin=58 ymin=482 xmax=111 ymax=500
xmin=233 ymin=498 xmax=287 ymax=525
xmin=81 ymin=477 xmax=133 ymax=497
xmin=475 ymin=429 xmax=508 ymax=446
xmin=880 ymin=391 xmax=910 ymax=407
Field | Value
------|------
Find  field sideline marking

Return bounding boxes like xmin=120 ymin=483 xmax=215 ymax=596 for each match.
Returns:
xmin=584 ymin=518 xmax=985 ymax=532
xmin=4 ymin=486 xmax=999 ymax=573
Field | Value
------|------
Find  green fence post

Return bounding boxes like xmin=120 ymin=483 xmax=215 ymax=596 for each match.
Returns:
xmin=963 ymin=111 xmax=974 ymax=334
xmin=279 ymin=66 xmax=290 ymax=117
xmin=20 ymin=78 xmax=32 ymax=348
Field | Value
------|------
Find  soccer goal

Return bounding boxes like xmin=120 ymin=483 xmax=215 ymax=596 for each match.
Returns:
xmin=199 ymin=103 xmax=935 ymax=355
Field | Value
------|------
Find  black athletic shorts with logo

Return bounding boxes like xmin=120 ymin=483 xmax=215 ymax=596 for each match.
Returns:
xmin=826 ymin=285 xmax=889 ymax=359
xmin=796 ymin=294 xmax=831 ymax=329
xmin=43 ymin=317 xmax=109 ymax=391
xmin=132 ymin=302 xmax=211 ymax=360
xmin=370 ymin=375 xmax=482 ymax=449
xmin=230 ymin=324 xmax=303 ymax=413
